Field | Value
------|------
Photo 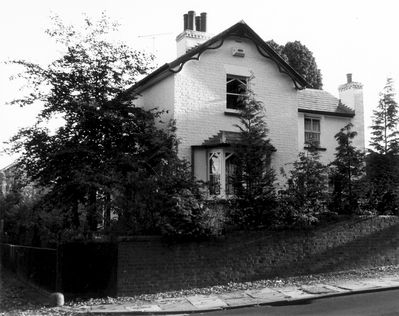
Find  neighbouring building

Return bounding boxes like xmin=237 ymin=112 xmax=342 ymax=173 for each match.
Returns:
xmin=127 ymin=11 xmax=365 ymax=197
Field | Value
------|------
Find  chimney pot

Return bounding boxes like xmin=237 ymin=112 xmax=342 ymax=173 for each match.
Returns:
xmin=347 ymin=73 xmax=352 ymax=83
xmin=188 ymin=11 xmax=195 ymax=30
xmin=183 ymin=14 xmax=188 ymax=30
xmin=200 ymin=12 xmax=207 ymax=32
xmin=195 ymin=16 xmax=201 ymax=31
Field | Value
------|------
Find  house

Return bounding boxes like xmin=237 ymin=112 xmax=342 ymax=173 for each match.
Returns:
xmin=128 ymin=11 xmax=365 ymax=196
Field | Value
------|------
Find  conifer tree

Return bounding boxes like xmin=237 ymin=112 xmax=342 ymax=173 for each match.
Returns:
xmin=231 ymin=84 xmax=276 ymax=226
xmin=330 ymin=123 xmax=365 ymax=213
xmin=277 ymin=147 xmax=328 ymax=227
xmin=370 ymin=78 xmax=399 ymax=154
xmin=367 ymin=78 xmax=399 ymax=214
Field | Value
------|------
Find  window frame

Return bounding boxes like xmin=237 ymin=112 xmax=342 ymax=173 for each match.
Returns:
xmin=226 ymin=74 xmax=248 ymax=110
xmin=207 ymin=148 xmax=237 ymax=197
xmin=304 ymin=116 xmax=321 ymax=147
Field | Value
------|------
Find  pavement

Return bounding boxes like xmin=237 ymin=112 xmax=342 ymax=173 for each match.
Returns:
xmin=59 ymin=275 xmax=399 ymax=315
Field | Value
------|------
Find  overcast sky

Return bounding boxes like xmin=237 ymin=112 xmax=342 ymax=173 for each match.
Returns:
xmin=1 ymin=0 xmax=398 ymax=168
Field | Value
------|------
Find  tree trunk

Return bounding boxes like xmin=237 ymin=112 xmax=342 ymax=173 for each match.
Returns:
xmin=104 ymin=192 xmax=111 ymax=230
xmin=87 ymin=188 xmax=97 ymax=232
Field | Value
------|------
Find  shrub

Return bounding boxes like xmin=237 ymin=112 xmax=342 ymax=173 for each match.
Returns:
xmin=159 ymin=190 xmax=225 ymax=240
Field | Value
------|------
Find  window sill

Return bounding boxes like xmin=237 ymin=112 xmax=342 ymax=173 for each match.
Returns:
xmin=224 ymin=109 xmax=241 ymax=117
xmin=304 ymin=145 xmax=326 ymax=151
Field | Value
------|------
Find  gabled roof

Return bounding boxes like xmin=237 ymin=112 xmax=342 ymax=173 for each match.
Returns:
xmin=298 ymin=89 xmax=355 ymax=117
xmin=124 ymin=21 xmax=310 ymax=97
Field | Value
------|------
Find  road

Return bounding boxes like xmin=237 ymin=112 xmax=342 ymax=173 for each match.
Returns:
xmin=201 ymin=289 xmax=399 ymax=316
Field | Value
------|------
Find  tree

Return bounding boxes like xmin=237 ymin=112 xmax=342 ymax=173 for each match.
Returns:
xmin=277 ymin=148 xmax=329 ymax=227
xmin=366 ymin=78 xmax=399 ymax=215
xmin=369 ymin=78 xmax=399 ymax=154
xmin=329 ymin=123 xmax=365 ymax=214
xmin=267 ymin=40 xmax=323 ymax=89
xmin=8 ymin=14 xmax=156 ymax=237
xmin=8 ymin=14 xmax=220 ymax=242
xmin=230 ymin=84 xmax=276 ymax=227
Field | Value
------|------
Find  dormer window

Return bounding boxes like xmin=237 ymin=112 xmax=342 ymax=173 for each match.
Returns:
xmin=226 ymin=75 xmax=248 ymax=110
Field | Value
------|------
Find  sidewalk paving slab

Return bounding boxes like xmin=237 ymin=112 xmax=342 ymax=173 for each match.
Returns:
xmin=300 ymin=284 xmax=339 ymax=294
xmin=60 ymin=275 xmax=399 ymax=315
xmin=276 ymin=286 xmax=317 ymax=300
xmin=186 ymin=295 xmax=228 ymax=310
xmin=125 ymin=304 xmax=162 ymax=312
xmin=246 ymin=288 xmax=290 ymax=303
xmin=218 ymin=292 xmax=259 ymax=307
xmin=332 ymin=280 xmax=374 ymax=291
xmin=363 ymin=278 xmax=399 ymax=288
xmin=156 ymin=297 xmax=196 ymax=311
xmin=321 ymin=284 xmax=352 ymax=293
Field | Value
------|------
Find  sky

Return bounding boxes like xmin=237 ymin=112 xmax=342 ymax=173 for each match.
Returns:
xmin=1 ymin=0 xmax=398 ymax=169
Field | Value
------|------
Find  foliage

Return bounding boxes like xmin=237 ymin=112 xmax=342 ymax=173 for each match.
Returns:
xmin=0 ymin=169 xmax=44 ymax=245
xmin=266 ymin=40 xmax=288 ymax=63
xmin=230 ymin=84 xmax=276 ymax=227
xmin=267 ymin=40 xmax=323 ymax=89
xmin=159 ymin=190 xmax=225 ymax=240
xmin=329 ymin=123 xmax=365 ymax=214
xmin=277 ymin=148 xmax=329 ymax=228
xmin=369 ymin=78 xmax=399 ymax=154
xmin=365 ymin=78 xmax=399 ymax=215
xmin=365 ymin=152 xmax=399 ymax=215
xmin=7 ymin=14 xmax=216 ymax=242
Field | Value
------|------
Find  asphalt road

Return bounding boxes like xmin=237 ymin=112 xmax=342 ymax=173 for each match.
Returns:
xmin=201 ymin=289 xmax=399 ymax=316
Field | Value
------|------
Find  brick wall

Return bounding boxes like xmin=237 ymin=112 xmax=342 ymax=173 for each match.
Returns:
xmin=117 ymin=216 xmax=399 ymax=295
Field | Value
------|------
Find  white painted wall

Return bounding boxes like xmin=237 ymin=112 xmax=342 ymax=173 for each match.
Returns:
xmin=135 ymin=37 xmax=365 ymax=187
xmin=173 ymin=37 xmax=299 ymax=184
xmin=339 ymin=84 xmax=365 ymax=152
xmin=135 ymin=75 xmax=175 ymax=126
xmin=297 ymin=112 xmax=352 ymax=165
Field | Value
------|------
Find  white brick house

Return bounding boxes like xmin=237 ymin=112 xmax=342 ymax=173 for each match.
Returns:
xmin=127 ymin=11 xmax=365 ymax=196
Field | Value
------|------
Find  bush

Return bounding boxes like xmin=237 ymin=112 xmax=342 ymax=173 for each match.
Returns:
xmin=277 ymin=149 xmax=329 ymax=228
xmin=160 ymin=190 xmax=225 ymax=240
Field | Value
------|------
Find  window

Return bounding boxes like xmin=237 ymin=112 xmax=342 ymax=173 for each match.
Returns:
xmin=208 ymin=149 xmax=237 ymax=197
xmin=208 ymin=151 xmax=221 ymax=195
xmin=225 ymin=152 xmax=237 ymax=196
xmin=226 ymin=75 xmax=248 ymax=110
xmin=304 ymin=117 xmax=321 ymax=146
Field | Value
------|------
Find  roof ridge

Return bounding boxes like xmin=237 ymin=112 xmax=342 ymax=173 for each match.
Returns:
xmin=124 ymin=21 xmax=310 ymax=96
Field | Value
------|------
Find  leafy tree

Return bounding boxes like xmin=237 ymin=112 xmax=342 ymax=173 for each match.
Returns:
xmin=8 ymin=14 xmax=221 ymax=241
xmin=0 ymin=168 xmax=44 ymax=245
xmin=278 ymin=148 xmax=328 ymax=228
xmin=267 ymin=40 xmax=323 ymax=89
xmin=369 ymin=78 xmax=399 ymax=154
xmin=329 ymin=123 xmax=365 ymax=214
xmin=230 ymin=85 xmax=276 ymax=227
xmin=8 ymin=14 xmax=156 ymax=238
xmin=266 ymin=40 xmax=288 ymax=63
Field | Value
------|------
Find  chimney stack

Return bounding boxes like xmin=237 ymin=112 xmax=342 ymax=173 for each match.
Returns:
xmin=187 ymin=11 xmax=195 ymax=30
xmin=195 ymin=16 xmax=201 ymax=31
xmin=183 ymin=14 xmax=188 ymax=30
xmin=338 ymin=74 xmax=365 ymax=151
xmin=200 ymin=12 xmax=207 ymax=32
xmin=347 ymin=73 xmax=352 ymax=83
xmin=182 ymin=11 xmax=207 ymax=32
xmin=176 ymin=11 xmax=211 ymax=57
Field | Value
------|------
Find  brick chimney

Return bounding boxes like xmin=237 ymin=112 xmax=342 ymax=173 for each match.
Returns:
xmin=338 ymin=73 xmax=365 ymax=151
xmin=176 ymin=11 xmax=212 ymax=57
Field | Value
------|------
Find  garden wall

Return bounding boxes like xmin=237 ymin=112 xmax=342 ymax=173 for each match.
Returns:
xmin=0 ymin=244 xmax=57 ymax=292
xmin=117 ymin=216 xmax=399 ymax=295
